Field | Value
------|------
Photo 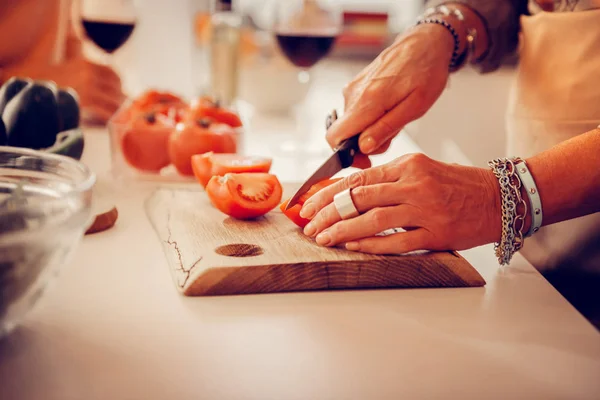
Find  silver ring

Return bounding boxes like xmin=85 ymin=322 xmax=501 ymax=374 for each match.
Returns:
xmin=333 ymin=188 xmax=359 ymax=220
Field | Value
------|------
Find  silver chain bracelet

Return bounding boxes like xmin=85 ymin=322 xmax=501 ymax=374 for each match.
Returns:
xmin=488 ymin=158 xmax=528 ymax=265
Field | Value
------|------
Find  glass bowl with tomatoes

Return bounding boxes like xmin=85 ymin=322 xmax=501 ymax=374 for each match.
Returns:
xmin=107 ymin=90 xmax=245 ymax=183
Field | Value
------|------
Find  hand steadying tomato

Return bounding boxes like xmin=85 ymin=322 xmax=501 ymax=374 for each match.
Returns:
xmin=206 ymin=173 xmax=283 ymax=220
xmin=191 ymin=152 xmax=272 ymax=187
xmin=120 ymin=112 xmax=173 ymax=172
xmin=168 ymin=118 xmax=238 ymax=176
xmin=280 ymin=178 xmax=342 ymax=228
xmin=186 ymin=96 xmax=242 ymax=128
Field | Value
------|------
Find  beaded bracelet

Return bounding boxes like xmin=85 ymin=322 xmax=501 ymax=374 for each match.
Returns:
xmin=415 ymin=18 xmax=462 ymax=71
xmin=488 ymin=158 xmax=528 ymax=265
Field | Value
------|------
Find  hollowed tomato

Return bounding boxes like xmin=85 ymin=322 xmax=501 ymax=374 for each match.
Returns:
xmin=191 ymin=153 xmax=273 ymax=187
xmin=206 ymin=173 xmax=283 ymax=220
xmin=168 ymin=118 xmax=238 ymax=176
xmin=186 ymin=96 xmax=242 ymax=128
xmin=120 ymin=112 xmax=174 ymax=172
xmin=279 ymin=178 xmax=342 ymax=228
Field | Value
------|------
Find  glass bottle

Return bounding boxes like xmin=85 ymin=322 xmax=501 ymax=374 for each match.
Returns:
xmin=209 ymin=0 xmax=242 ymax=107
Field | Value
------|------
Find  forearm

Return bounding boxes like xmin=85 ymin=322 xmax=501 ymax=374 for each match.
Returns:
xmin=424 ymin=0 xmax=527 ymax=73
xmin=526 ymin=127 xmax=600 ymax=227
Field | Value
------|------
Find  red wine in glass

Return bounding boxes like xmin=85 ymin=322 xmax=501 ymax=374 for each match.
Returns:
xmin=82 ymin=20 xmax=135 ymax=53
xmin=275 ymin=33 xmax=337 ymax=68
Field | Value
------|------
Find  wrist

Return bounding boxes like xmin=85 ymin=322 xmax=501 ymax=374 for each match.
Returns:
xmin=482 ymin=167 xmax=503 ymax=244
xmin=414 ymin=18 xmax=467 ymax=71
xmin=411 ymin=23 xmax=457 ymax=62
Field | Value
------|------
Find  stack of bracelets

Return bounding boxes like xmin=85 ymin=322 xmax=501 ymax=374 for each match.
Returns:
xmin=488 ymin=158 xmax=543 ymax=265
xmin=415 ymin=4 xmax=544 ymax=265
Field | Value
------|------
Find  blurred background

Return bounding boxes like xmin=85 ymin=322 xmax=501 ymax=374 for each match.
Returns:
xmin=89 ymin=0 xmax=515 ymax=168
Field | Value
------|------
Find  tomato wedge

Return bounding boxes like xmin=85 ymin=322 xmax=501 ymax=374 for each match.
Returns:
xmin=206 ymin=173 xmax=283 ymax=220
xmin=280 ymin=178 xmax=342 ymax=228
xmin=191 ymin=153 xmax=273 ymax=187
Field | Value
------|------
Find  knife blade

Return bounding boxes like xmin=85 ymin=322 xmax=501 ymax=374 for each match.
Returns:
xmin=284 ymin=110 xmax=360 ymax=210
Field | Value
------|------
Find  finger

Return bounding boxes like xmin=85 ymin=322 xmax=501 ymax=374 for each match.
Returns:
xmin=350 ymin=140 xmax=391 ymax=169
xmin=89 ymin=90 xmax=125 ymax=113
xmin=357 ymin=91 xmax=424 ymax=155
xmin=314 ymin=205 xmax=417 ymax=247
xmin=326 ymin=90 xmax=392 ymax=148
xmin=89 ymin=62 xmax=122 ymax=86
xmin=303 ymin=182 xmax=406 ymax=237
xmin=299 ymin=164 xmax=399 ymax=219
xmin=326 ymin=87 xmax=411 ymax=153
xmin=370 ymin=138 xmax=392 ymax=155
xmin=345 ymin=229 xmax=433 ymax=255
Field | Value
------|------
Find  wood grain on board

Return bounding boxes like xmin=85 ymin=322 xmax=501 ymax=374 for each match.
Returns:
xmin=145 ymin=184 xmax=486 ymax=296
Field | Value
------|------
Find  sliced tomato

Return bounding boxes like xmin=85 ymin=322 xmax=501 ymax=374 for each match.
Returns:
xmin=186 ymin=96 xmax=243 ymax=128
xmin=168 ymin=119 xmax=238 ymax=176
xmin=279 ymin=199 xmax=310 ymax=228
xmin=206 ymin=173 xmax=283 ymax=220
xmin=280 ymin=178 xmax=342 ymax=228
xmin=191 ymin=152 xmax=272 ymax=187
xmin=120 ymin=112 xmax=173 ymax=172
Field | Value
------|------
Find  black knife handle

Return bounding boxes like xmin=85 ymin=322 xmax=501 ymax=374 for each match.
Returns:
xmin=337 ymin=134 xmax=360 ymax=168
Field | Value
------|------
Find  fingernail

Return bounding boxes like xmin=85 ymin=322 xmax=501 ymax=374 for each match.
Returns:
xmin=300 ymin=203 xmax=315 ymax=219
xmin=303 ymin=222 xmax=316 ymax=237
xmin=316 ymin=231 xmax=331 ymax=246
xmin=346 ymin=242 xmax=359 ymax=251
xmin=360 ymin=136 xmax=376 ymax=154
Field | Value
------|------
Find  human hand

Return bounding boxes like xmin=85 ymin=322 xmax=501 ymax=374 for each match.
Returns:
xmin=15 ymin=56 xmax=126 ymax=124
xmin=299 ymin=153 xmax=502 ymax=254
xmin=327 ymin=24 xmax=456 ymax=169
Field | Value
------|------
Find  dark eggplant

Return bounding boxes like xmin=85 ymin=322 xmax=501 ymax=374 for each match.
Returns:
xmin=0 ymin=117 xmax=6 ymax=145
xmin=3 ymin=81 xmax=60 ymax=149
xmin=0 ymin=77 xmax=31 ymax=115
xmin=57 ymin=87 xmax=80 ymax=131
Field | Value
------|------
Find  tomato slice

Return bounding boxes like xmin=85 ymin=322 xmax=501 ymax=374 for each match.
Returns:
xmin=206 ymin=173 xmax=283 ymax=220
xmin=120 ymin=113 xmax=173 ymax=172
xmin=280 ymin=178 xmax=342 ymax=228
xmin=191 ymin=152 xmax=273 ymax=188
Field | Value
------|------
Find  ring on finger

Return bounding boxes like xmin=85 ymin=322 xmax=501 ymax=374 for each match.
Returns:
xmin=333 ymin=188 xmax=360 ymax=220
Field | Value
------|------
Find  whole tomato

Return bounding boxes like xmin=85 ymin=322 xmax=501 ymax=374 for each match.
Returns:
xmin=168 ymin=118 xmax=238 ymax=176
xmin=185 ymin=96 xmax=242 ymax=128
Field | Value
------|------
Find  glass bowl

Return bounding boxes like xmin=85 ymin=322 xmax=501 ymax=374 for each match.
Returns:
xmin=0 ymin=146 xmax=95 ymax=339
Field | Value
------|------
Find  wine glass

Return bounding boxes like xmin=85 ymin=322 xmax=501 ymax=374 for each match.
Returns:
xmin=77 ymin=0 xmax=137 ymax=124
xmin=271 ymin=0 xmax=342 ymax=157
xmin=79 ymin=0 xmax=137 ymax=63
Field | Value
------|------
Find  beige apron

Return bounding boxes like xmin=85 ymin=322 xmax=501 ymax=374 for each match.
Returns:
xmin=506 ymin=8 xmax=600 ymax=273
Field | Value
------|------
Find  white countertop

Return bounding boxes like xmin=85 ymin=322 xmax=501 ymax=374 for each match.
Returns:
xmin=1 ymin=61 xmax=599 ymax=400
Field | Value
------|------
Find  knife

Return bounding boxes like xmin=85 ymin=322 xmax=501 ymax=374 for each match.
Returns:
xmin=284 ymin=110 xmax=360 ymax=210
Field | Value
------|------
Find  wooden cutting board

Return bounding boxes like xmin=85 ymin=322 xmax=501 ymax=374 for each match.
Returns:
xmin=145 ymin=185 xmax=486 ymax=296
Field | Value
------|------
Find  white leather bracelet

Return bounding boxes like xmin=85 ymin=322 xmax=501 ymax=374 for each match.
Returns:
xmin=515 ymin=160 xmax=543 ymax=237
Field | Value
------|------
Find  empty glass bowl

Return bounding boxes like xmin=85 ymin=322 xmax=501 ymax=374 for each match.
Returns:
xmin=0 ymin=146 xmax=95 ymax=339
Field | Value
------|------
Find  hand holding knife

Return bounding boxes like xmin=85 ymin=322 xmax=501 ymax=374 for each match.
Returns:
xmin=284 ymin=109 xmax=361 ymax=210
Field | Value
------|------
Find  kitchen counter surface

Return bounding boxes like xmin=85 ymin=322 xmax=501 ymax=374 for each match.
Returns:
xmin=1 ymin=61 xmax=599 ymax=400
